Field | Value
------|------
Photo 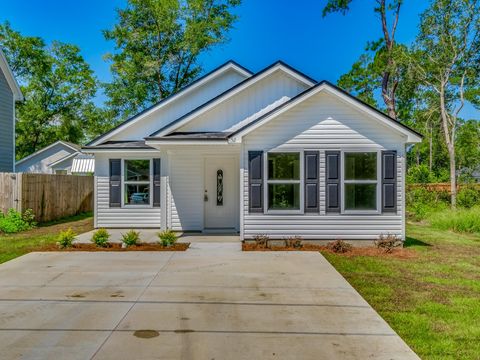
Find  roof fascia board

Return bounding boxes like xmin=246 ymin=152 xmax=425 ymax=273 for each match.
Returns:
xmin=88 ymin=61 xmax=253 ymax=146
xmin=16 ymin=141 xmax=79 ymax=165
xmin=0 ymin=49 xmax=23 ymax=101
xmin=150 ymin=63 xmax=317 ymax=138
xmin=145 ymin=140 xmax=229 ymax=146
xmin=81 ymin=148 xmax=158 ymax=153
xmin=230 ymin=82 xmax=422 ymax=143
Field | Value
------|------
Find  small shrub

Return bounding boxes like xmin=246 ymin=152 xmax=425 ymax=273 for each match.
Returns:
xmin=57 ymin=228 xmax=76 ymax=249
xmin=91 ymin=228 xmax=110 ymax=247
xmin=22 ymin=209 xmax=36 ymax=226
xmin=374 ymin=233 xmax=403 ymax=253
xmin=253 ymin=234 xmax=269 ymax=248
xmin=457 ymin=187 xmax=480 ymax=209
xmin=121 ymin=230 xmax=140 ymax=247
xmin=0 ymin=209 xmax=36 ymax=234
xmin=326 ymin=239 xmax=352 ymax=253
xmin=428 ymin=206 xmax=480 ymax=234
xmin=158 ymin=230 xmax=177 ymax=247
xmin=284 ymin=236 xmax=302 ymax=248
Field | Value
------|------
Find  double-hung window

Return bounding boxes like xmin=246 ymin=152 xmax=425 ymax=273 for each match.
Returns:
xmin=267 ymin=152 xmax=301 ymax=211
xmin=343 ymin=152 xmax=379 ymax=212
xmin=123 ymin=159 xmax=151 ymax=206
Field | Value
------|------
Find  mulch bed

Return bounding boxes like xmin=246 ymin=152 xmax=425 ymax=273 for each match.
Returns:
xmin=36 ymin=242 xmax=190 ymax=252
xmin=242 ymin=243 xmax=416 ymax=259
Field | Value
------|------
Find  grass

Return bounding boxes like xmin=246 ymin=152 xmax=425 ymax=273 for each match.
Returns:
xmin=428 ymin=206 xmax=480 ymax=234
xmin=322 ymin=223 xmax=480 ymax=360
xmin=0 ymin=212 xmax=93 ymax=264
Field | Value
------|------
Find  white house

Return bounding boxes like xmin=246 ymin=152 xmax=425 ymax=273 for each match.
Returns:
xmin=84 ymin=60 xmax=422 ymax=242
xmin=16 ymin=140 xmax=94 ymax=175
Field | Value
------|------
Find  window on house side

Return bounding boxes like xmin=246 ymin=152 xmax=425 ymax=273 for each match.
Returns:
xmin=124 ymin=159 xmax=150 ymax=205
xmin=344 ymin=152 xmax=377 ymax=211
xmin=267 ymin=152 xmax=301 ymax=210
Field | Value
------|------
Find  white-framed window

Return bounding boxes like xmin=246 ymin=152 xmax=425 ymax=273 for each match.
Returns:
xmin=122 ymin=159 xmax=152 ymax=207
xmin=341 ymin=150 xmax=380 ymax=213
xmin=265 ymin=151 xmax=303 ymax=213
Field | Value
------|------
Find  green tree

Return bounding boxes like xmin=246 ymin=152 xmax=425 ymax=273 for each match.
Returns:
xmin=0 ymin=22 xmax=99 ymax=159
xmin=456 ymin=119 xmax=480 ymax=181
xmin=323 ymin=0 xmax=403 ymax=119
xmin=103 ymin=0 xmax=241 ymax=120
xmin=409 ymin=0 xmax=480 ymax=207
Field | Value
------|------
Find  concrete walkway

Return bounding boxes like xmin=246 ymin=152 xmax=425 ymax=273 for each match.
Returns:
xmin=75 ymin=229 xmax=240 ymax=243
xmin=0 ymin=243 xmax=419 ymax=359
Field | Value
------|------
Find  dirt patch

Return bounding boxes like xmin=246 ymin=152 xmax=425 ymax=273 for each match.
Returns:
xmin=243 ymin=242 xmax=417 ymax=259
xmin=36 ymin=242 xmax=190 ymax=252
xmin=133 ymin=330 xmax=160 ymax=339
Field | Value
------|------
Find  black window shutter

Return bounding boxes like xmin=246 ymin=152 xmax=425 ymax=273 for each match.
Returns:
xmin=109 ymin=159 xmax=121 ymax=207
xmin=248 ymin=151 xmax=263 ymax=213
xmin=153 ymin=158 xmax=161 ymax=207
xmin=325 ymin=151 xmax=341 ymax=213
xmin=304 ymin=151 xmax=319 ymax=212
xmin=382 ymin=151 xmax=397 ymax=213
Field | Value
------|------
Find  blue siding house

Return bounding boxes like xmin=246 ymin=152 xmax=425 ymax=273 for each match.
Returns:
xmin=0 ymin=49 xmax=23 ymax=172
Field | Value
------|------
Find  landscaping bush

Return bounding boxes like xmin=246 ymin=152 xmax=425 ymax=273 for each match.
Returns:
xmin=284 ymin=236 xmax=302 ymax=248
xmin=457 ymin=187 xmax=480 ymax=208
xmin=428 ymin=206 xmax=480 ymax=234
xmin=57 ymin=228 xmax=76 ymax=249
xmin=0 ymin=209 xmax=36 ymax=234
xmin=326 ymin=239 xmax=352 ymax=253
xmin=158 ymin=230 xmax=177 ymax=247
xmin=374 ymin=233 xmax=403 ymax=253
xmin=121 ymin=230 xmax=140 ymax=247
xmin=253 ymin=234 xmax=269 ymax=248
xmin=91 ymin=228 xmax=110 ymax=247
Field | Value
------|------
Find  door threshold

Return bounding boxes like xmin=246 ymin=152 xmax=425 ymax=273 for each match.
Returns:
xmin=202 ymin=228 xmax=238 ymax=234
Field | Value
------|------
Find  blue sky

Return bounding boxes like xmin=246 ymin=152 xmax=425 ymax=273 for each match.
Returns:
xmin=1 ymin=0 xmax=478 ymax=119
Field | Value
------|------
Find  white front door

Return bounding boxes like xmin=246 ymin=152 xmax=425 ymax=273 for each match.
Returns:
xmin=204 ymin=157 xmax=237 ymax=230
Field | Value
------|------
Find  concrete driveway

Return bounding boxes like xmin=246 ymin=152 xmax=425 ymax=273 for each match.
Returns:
xmin=0 ymin=243 xmax=419 ymax=359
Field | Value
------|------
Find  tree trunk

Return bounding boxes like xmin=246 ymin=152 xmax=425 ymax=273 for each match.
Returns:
xmin=439 ymin=85 xmax=457 ymax=208
xmin=429 ymin=124 xmax=433 ymax=172
xmin=448 ymin=144 xmax=457 ymax=208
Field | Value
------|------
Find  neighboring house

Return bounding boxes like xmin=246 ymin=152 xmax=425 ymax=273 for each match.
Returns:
xmin=84 ymin=60 xmax=422 ymax=242
xmin=0 ymin=49 xmax=23 ymax=172
xmin=16 ymin=140 xmax=94 ymax=175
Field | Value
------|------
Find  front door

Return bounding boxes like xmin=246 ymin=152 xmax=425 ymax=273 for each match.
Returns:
xmin=204 ymin=157 xmax=237 ymax=230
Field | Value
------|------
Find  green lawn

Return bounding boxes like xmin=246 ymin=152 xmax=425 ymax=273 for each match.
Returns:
xmin=322 ymin=223 xmax=480 ymax=360
xmin=0 ymin=213 xmax=93 ymax=264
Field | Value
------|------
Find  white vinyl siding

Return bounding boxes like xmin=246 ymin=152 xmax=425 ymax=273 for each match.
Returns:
xmin=168 ymin=152 xmax=204 ymax=231
xmin=177 ymin=71 xmax=309 ymax=133
xmin=166 ymin=145 xmax=240 ymax=231
xmin=243 ymin=91 xmax=406 ymax=240
xmin=94 ymin=152 xmax=161 ymax=228
xmin=109 ymin=70 xmax=247 ymax=141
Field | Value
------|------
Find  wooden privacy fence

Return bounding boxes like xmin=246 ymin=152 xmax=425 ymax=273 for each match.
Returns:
xmin=0 ymin=173 xmax=93 ymax=223
xmin=408 ymin=183 xmax=480 ymax=193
